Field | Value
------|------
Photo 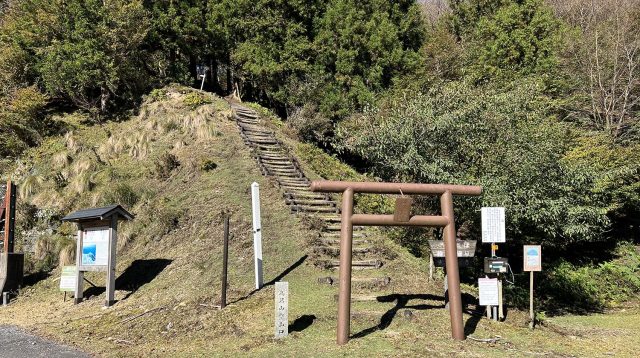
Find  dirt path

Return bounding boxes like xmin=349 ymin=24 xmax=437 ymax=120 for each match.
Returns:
xmin=0 ymin=325 xmax=90 ymax=358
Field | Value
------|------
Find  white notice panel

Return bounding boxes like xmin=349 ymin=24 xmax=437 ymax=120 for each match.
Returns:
xmin=82 ymin=227 xmax=109 ymax=267
xmin=481 ymin=207 xmax=506 ymax=243
xmin=478 ymin=278 xmax=499 ymax=306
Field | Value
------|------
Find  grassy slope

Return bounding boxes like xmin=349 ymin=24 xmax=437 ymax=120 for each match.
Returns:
xmin=0 ymin=87 xmax=638 ymax=357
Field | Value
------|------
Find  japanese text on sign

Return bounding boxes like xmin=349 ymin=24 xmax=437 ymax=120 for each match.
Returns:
xmin=275 ymin=281 xmax=288 ymax=338
xmin=481 ymin=207 xmax=506 ymax=243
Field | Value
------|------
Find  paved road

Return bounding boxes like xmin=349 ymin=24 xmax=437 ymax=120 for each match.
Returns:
xmin=0 ymin=325 xmax=90 ymax=358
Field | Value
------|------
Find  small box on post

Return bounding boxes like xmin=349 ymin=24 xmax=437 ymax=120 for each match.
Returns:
xmin=62 ymin=205 xmax=133 ymax=307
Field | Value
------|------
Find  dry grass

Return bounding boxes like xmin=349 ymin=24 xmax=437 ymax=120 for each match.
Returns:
xmin=20 ymin=174 xmax=44 ymax=198
xmin=52 ymin=151 xmax=71 ymax=169
xmin=64 ymin=131 xmax=79 ymax=154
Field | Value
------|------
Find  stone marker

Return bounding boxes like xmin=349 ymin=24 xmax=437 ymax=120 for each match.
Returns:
xmin=275 ymin=281 xmax=288 ymax=338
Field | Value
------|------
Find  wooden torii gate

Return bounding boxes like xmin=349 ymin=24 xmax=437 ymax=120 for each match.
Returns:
xmin=1 ymin=180 xmax=23 ymax=295
xmin=310 ymin=180 xmax=482 ymax=345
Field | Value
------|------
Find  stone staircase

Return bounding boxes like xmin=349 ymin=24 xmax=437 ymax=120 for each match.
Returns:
xmin=230 ymin=103 xmax=392 ymax=291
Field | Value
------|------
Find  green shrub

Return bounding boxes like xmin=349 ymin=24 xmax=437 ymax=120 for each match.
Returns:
xmin=183 ymin=92 xmax=212 ymax=108
xmin=102 ymin=183 xmax=139 ymax=209
xmin=200 ymin=159 xmax=218 ymax=171
xmin=541 ymin=244 xmax=640 ymax=311
xmin=155 ymin=153 xmax=180 ymax=179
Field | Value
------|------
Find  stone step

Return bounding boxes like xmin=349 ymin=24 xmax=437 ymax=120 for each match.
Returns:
xmin=318 ymin=259 xmax=383 ymax=270
xmin=319 ymin=231 xmax=368 ymax=239
xmin=315 ymin=214 xmax=341 ymax=222
xmin=313 ymin=246 xmax=370 ymax=255
xmin=319 ymin=238 xmax=370 ymax=246
xmin=246 ymin=137 xmax=279 ymax=145
xmin=284 ymin=192 xmax=326 ymax=201
xmin=261 ymin=160 xmax=296 ymax=167
xmin=318 ymin=276 xmax=391 ymax=288
xmin=291 ymin=205 xmax=338 ymax=213
xmin=325 ymin=224 xmax=365 ymax=231
xmin=286 ymin=199 xmax=336 ymax=206
xmin=269 ymin=170 xmax=303 ymax=177
xmin=279 ymin=183 xmax=310 ymax=189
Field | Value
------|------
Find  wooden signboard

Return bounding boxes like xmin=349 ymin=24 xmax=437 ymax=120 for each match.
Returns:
xmin=428 ymin=240 xmax=476 ymax=258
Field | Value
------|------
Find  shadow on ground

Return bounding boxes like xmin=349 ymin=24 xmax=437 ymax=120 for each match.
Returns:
xmin=351 ymin=293 xmax=444 ymax=339
xmin=83 ymin=259 xmax=172 ymax=301
xmin=289 ymin=314 xmax=316 ymax=333
xmin=229 ymin=255 xmax=307 ymax=305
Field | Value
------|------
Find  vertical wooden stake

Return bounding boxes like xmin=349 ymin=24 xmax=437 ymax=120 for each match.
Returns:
xmin=429 ymin=254 xmax=434 ymax=282
xmin=251 ymin=182 xmax=263 ymax=289
xmin=105 ymin=215 xmax=118 ymax=307
xmin=529 ymin=271 xmax=534 ymax=329
xmin=74 ymin=225 xmax=84 ymax=304
xmin=498 ymin=278 xmax=504 ymax=320
xmin=220 ymin=215 xmax=230 ymax=309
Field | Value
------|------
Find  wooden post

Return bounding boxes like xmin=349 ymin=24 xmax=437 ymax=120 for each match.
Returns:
xmin=74 ymin=225 xmax=84 ymax=304
xmin=429 ymin=254 xmax=434 ymax=282
xmin=498 ymin=278 xmax=504 ymax=320
xmin=529 ymin=271 xmax=534 ymax=329
xmin=220 ymin=215 xmax=229 ymax=309
xmin=251 ymin=182 xmax=263 ymax=289
xmin=336 ymin=188 xmax=353 ymax=345
xmin=105 ymin=215 xmax=118 ymax=307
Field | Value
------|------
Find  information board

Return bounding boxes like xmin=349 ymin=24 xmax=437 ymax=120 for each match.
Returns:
xmin=81 ymin=227 xmax=109 ymax=267
xmin=523 ymin=245 xmax=542 ymax=271
xmin=275 ymin=281 xmax=288 ymax=338
xmin=478 ymin=277 xmax=499 ymax=306
xmin=481 ymin=207 xmax=506 ymax=243
xmin=59 ymin=266 xmax=77 ymax=292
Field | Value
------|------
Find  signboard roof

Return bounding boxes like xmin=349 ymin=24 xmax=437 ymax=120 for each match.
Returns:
xmin=62 ymin=204 xmax=134 ymax=222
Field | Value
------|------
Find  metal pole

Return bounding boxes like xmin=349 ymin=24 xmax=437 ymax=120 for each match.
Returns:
xmin=251 ymin=182 xmax=263 ymax=289
xmin=337 ymin=188 xmax=354 ymax=345
xmin=529 ymin=271 xmax=534 ymax=329
xmin=221 ymin=215 xmax=230 ymax=309
xmin=440 ymin=191 xmax=464 ymax=340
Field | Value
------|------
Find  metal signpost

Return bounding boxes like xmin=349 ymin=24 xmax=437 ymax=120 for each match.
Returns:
xmin=62 ymin=205 xmax=133 ymax=307
xmin=275 ymin=281 xmax=289 ymax=338
xmin=251 ymin=182 xmax=264 ymax=290
xmin=524 ymin=245 xmax=542 ymax=328
xmin=311 ymin=180 xmax=482 ymax=345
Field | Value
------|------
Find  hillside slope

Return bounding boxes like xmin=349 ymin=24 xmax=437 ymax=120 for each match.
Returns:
xmin=0 ymin=86 xmax=638 ymax=357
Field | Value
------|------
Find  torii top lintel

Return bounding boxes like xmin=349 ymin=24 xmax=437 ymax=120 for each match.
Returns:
xmin=310 ymin=180 xmax=482 ymax=196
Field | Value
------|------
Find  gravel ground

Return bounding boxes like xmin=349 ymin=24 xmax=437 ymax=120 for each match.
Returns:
xmin=0 ymin=325 xmax=90 ymax=358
